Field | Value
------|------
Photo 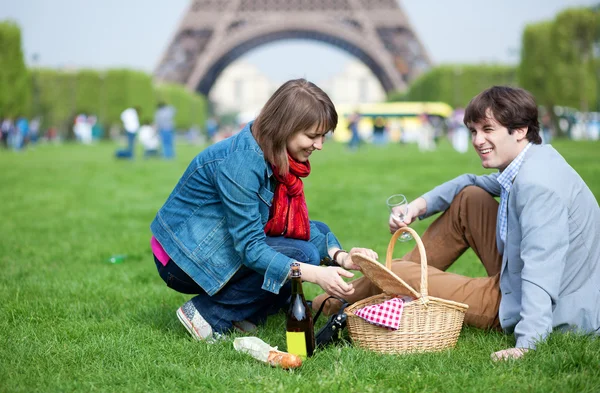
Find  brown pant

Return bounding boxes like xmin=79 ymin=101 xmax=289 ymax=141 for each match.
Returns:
xmin=313 ymin=186 xmax=502 ymax=329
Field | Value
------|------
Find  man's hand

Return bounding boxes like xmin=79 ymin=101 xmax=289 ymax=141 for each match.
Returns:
xmin=389 ymin=197 xmax=427 ymax=233
xmin=491 ymin=347 xmax=529 ymax=361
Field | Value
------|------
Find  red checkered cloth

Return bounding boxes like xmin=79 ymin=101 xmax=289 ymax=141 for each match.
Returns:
xmin=354 ymin=297 xmax=405 ymax=330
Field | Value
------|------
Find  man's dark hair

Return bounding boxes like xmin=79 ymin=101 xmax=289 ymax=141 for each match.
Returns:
xmin=464 ymin=86 xmax=542 ymax=144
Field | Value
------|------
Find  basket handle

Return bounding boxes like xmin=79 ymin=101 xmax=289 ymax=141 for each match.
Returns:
xmin=385 ymin=227 xmax=428 ymax=300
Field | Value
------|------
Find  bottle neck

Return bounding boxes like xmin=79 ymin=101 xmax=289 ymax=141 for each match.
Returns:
xmin=290 ymin=275 xmax=304 ymax=295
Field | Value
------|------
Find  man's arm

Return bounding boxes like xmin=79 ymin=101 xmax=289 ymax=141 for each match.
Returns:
xmin=420 ymin=173 xmax=501 ymax=219
xmin=389 ymin=172 xmax=501 ymax=233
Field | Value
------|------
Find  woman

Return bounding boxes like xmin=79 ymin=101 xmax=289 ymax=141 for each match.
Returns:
xmin=150 ymin=79 xmax=378 ymax=340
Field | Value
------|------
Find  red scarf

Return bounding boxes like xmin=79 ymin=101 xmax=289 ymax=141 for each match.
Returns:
xmin=264 ymin=156 xmax=311 ymax=240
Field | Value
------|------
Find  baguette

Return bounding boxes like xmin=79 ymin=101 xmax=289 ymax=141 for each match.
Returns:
xmin=267 ymin=350 xmax=302 ymax=369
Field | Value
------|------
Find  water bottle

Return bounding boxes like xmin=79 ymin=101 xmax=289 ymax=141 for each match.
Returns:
xmin=107 ymin=254 xmax=127 ymax=264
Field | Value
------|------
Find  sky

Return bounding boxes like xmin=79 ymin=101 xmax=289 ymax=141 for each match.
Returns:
xmin=1 ymin=0 xmax=598 ymax=84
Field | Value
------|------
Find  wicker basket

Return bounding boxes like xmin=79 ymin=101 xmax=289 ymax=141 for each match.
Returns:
xmin=346 ymin=227 xmax=468 ymax=354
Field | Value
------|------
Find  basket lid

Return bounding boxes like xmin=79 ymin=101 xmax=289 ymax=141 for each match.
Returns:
xmin=352 ymin=253 xmax=420 ymax=298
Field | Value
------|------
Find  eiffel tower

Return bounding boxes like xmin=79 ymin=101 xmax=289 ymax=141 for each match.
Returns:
xmin=154 ymin=0 xmax=431 ymax=95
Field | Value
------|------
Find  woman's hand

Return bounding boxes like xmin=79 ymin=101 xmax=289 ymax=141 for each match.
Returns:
xmin=315 ymin=266 xmax=356 ymax=298
xmin=299 ymin=263 xmax=355 ymax=299
xmin=339 ymin=248 xmax=378 ymax=270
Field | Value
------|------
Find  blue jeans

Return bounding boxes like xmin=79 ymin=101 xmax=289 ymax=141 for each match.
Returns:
xmin=159 ymin=128 xmax=174 ymax=159
xmin=154 ymin=221 xmax=331 ymax=334
xmin=373 ymin=132 xmax=387 ymax=145
xmin=126 ymin=132 xmax=136 ymax=157
xmin=348 ymin=126 xmax=361 ymax=150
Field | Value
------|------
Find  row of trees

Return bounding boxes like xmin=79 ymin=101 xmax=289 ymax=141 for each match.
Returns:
xmin=388 ymin=65 xmax=516 ymax=108
xmin=31 ymin=68 xmax=207 ymax=136
xmin=391 ymin=6 xmax=600 ymax=118
xmin=0 ymin=20 xmax=207 ymax=138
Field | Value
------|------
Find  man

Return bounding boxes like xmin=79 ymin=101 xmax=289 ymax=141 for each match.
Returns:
xmin=154 ymin=102 xmax=176 ymax=159
xmin=119 ymin=106 xmax=140 ymax=158
xmin=347 ymin=111 xmax=361 ymax=150
xmin=313 ymin=86 xmax=600 ymax=360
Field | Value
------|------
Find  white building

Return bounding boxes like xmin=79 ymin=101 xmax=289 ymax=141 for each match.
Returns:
xmin=209 ymin=61 xmax=278 ymax=118
xmin=320 ymin=60 xmax=386 ymax=106
xmin=208 ymin=59 xmax=386 ymax=123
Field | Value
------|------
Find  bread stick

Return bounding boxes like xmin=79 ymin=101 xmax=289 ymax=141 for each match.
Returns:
xmin=267 ymin=350 xmax=302 ymax=369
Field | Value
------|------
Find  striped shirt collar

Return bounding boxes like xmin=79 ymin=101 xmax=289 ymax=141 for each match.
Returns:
xmin=497 ymin=142 xmax=532 ymax=192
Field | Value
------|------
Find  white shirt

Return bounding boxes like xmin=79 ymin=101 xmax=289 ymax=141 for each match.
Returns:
xmin=120 ymin=108 xmax=140 ymax=133
xmin=138 ymin=125 xmax=159 ymax=150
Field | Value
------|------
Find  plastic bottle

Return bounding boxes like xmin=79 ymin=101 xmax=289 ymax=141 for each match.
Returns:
xmin=107 ymin=254 xmax=127 ymax=264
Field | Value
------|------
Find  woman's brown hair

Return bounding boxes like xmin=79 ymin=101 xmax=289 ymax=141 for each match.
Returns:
xmin=252 ymin=78 xmax=337 ymax=175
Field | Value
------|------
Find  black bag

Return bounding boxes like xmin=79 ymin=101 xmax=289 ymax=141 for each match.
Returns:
xmin=314 ymin=296 xmax=349 ymax=348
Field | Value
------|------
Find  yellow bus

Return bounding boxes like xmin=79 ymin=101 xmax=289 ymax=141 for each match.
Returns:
xmin=333 ymin=101 xmax=454 ymax=143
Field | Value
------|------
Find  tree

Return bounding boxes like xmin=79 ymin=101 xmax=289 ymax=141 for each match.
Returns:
xmin=75 ymin=70 xmax=103 ymax=117
xmin=388 ymin=64 xmax=517 ymax=108
xmin=518 ymin=21 xmax=561 ymax=132
xmin=32 ymin=68 xmax=76 ymax=137
xmin=104 ymin=69 xmax=155 ymax=126
xmin=520 ymin=7 xmax=600 ymax=115
xmin=0 ymin=20 xmax=31 ymax=119
xmin=549 ymin=8 xmax=600 ymax=112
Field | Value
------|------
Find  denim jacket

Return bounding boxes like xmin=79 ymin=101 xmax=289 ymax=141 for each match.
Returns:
xmin=151 ymin=122 xmax=342 ymax=296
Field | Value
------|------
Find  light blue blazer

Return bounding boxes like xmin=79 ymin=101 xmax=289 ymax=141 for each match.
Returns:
xmin=420 ymin=144 xmax=600 ymax=348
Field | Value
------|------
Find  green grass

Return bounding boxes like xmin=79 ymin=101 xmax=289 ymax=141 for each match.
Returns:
xmin=1 ymin=139 xmax=599 ymax=392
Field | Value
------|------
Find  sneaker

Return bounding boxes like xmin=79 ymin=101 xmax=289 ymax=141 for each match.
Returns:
xmin=176 ymin=300 xmax=213 ymax=341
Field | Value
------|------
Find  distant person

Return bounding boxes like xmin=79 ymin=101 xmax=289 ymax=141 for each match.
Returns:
xmin=15 ymin=115 xmax=29 ymax=150
xmin=347 ymin=111 xmax=361 ymax=150
xmin=90 ymin=115 xmax=104 ymax=140
xmin=372 ymin=116 xmax=387 ymax=145
xmin=29 ymin=117 xmax=41 ymax=146
xmin=313 ymin=86 xmax=600 ymax=361
xmin=116 ymin=107 xmax=140 ymax=159
xmin=46 ymin=126 xmax=58 ymax=143
xmin=74 ymin=114 xmax=92 ymax=145
xmin=1 ymin=118 xmax=13 ymax=149
xmin=417 ymin=113 xmax=435 ymax=152
xmin=589 ymin=113 xmax=600 ymax=141
xmin=205 ymin=117 xmax=219 ymax=143
xmin=150 ymin=79 xmax=378 ymax=341
xmin=450 ymin=109 xmax=469 ymax=154
xmin=139 ymin=123 xmax=160 ymax=158
xmin=540 ymin=112 xmax=552 ymax=144
xmin=155 ymin=102 xmax=176 ymax=159
xmin=451 ymin=124 xmax=469 ymax=154
xmin=185 ymin=125 xmax=202 ymax=145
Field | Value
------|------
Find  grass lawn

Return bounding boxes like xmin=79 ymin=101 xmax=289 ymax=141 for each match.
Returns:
xmin=1 ymin=138 xmax=599 ymax=392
